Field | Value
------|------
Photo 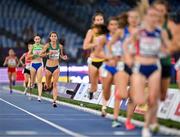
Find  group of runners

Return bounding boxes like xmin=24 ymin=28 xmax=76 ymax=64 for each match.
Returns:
xmin=3 ymin=0 xmax=180 ymax=137
xmin=3 ymin=32 xmax=68 ymax=107
xmin=83 ymin=0 xmax=180 ymax=137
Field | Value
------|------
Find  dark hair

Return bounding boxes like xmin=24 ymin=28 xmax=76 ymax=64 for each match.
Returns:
xmin=48 ymin=31 xmax=59 ymax=43
xmin=33 ymin=34 xmax=41 ymax=39
xmin=27 ymin=39 xmax=34 ymax=45
xmin=49 ymin=31 xmax=59 ymax=38
xmin=91 ymin=11 xmax=105 ymax=24
xmin=91 ymin=24 xmax=108 ymax=35
xmin=107 ymin=16 xmax=119 ymax=25
xmin=117 ymin=12 xmax=128 ymax=28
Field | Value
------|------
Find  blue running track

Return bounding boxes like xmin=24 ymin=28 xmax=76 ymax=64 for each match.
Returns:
xmin=0 ymin=85 xmax=177 ymax=137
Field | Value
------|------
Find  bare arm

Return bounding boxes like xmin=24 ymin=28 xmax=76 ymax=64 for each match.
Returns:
xmin=161 ymin=30 xmax=172 ymax=54
xmin=123 ymin=33 xmax=137 ymax=66
xmin=83 ymin=29 xmax=96 ymax=50
xmin=3 ymin=57 xmax=8 ymax=66
xmin=59 ymin=44 xmax=64 ymax=56
xmin=123 ymin=36 xmax=135 ymax=55
xmin=18 ymin=53 xmax=26 ymax=66
xmin=15 ymin=57 xmax=18 ymax=67
xmin=27 ymin=46 xmax=34 ymax=60
xmin=59 ymin=44 xmax=68 ymax=60
xmin=93 ymin=35 xmax=109 ymax=60
xmin=168 ymin=24 xmax=180 ymax=53
xmin=38 ymin=43 xmax=49 ymax=57
xmin=107 ymin=29 xmax=123 ymax=47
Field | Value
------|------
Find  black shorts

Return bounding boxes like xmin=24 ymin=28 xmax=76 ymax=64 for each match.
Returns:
xmin=23 ymin=68 xmax=30 ymax=75
xmin=92 ymin=61 xmax=103 ymax=69
xmin=161 ymin=65 xmax=171 ymax=78
xmin=124 ymin=64 xmax=132 ymax=76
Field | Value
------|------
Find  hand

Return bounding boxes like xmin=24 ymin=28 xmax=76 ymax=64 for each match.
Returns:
xmin=61 ymin=55 xmax=68 ymax=60
xmin=49 ymin=51 xmax=54 ymax=55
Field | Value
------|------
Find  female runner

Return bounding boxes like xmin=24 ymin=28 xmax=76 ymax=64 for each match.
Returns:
xmin=41 ymin=32 xmax=67 ymax=107
xmin=19 ymin=42 xmax=33 ymax=94
xmin=100 ymin=17 xmax=119 ymax=117
xmin=124 ymin=7 xmax=170 ymax=137
xmin=107 ymin=9 xmax=140 ymax=129
xmin=83 ymin=12 xmax=105 ymax=99
xmin=3 ymin=49 xmax=18 ymax=93
xmin=28 ymin=35 xmax=44 ymax=101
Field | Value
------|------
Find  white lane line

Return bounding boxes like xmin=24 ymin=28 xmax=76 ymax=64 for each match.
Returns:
xmin=0 ymin=98 xmax=88 ymax=137
xmin=0 ymin=114 xmax=90 ymax=116
xmin=114 ymin=131 xmax=140 ymax=135
xmin=6 ymin=131 xmax=38 ymax=135
xmin=0 ymin=118 xmax=103 ymax=121
xmin=3 ymin=87 xmax=180 ymax=136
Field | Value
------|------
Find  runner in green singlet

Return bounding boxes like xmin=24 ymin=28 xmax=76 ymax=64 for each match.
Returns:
xmin=28 ymin=35 xmax=44 ymax=101
xmin=41 ymin=32 xmax=67 ymax=107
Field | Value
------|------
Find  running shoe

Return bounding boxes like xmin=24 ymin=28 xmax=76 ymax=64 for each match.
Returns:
xmin=112 ymin=119 xmax=121 ymax=128
xmin=150 ymin=123 xmax=159 ymax=134
xmin=125 ymin=119 xmax=135 ymax=130
xmin=142 ymin=128 xmax=152 ymax=137
xmin=89 ymin=92 xmax=93 ymax=100
xmin=37 ymin=96 xmax=41 ymax=102
xmin=101 ymin=106 xmax=107 ymax=117
xmin=10 ymin=90 xmax=13 ymax=94
xmin=53 ymin=102 xmax=57 ymax=108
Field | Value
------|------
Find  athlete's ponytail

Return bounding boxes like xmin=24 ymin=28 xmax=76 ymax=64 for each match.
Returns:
xmin=136 ymin=0 xmax=150 ymax=20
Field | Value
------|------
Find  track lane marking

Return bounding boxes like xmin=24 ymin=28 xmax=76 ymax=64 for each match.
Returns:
xmin=0 ymin=98 xmax=88 ymax=137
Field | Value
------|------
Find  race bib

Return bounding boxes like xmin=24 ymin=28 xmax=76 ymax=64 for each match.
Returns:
xmin=8 ymin=59 xmax=16 ymax=66
xmin=87 ymin=57 xmax=92 ymax=65
xmin=132 ymin=63 xmax=140 ymax=73
xmin=25 ymin=63 xmax=31 ymax=69
xmin=116 ymin=61 xmax=124 ymax=71
xmin=100 ymin=65 xmax=108 ymax=78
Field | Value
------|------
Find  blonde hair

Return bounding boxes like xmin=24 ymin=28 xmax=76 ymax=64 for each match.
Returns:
xmin=136 ymin=0 xmax=150 ymax=19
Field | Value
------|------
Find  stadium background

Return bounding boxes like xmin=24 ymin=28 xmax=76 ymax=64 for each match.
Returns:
xmin=0 ymin=1 xmax=180 ymax=136
xmin=0 ymin=0 xmax=180 ymax=83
